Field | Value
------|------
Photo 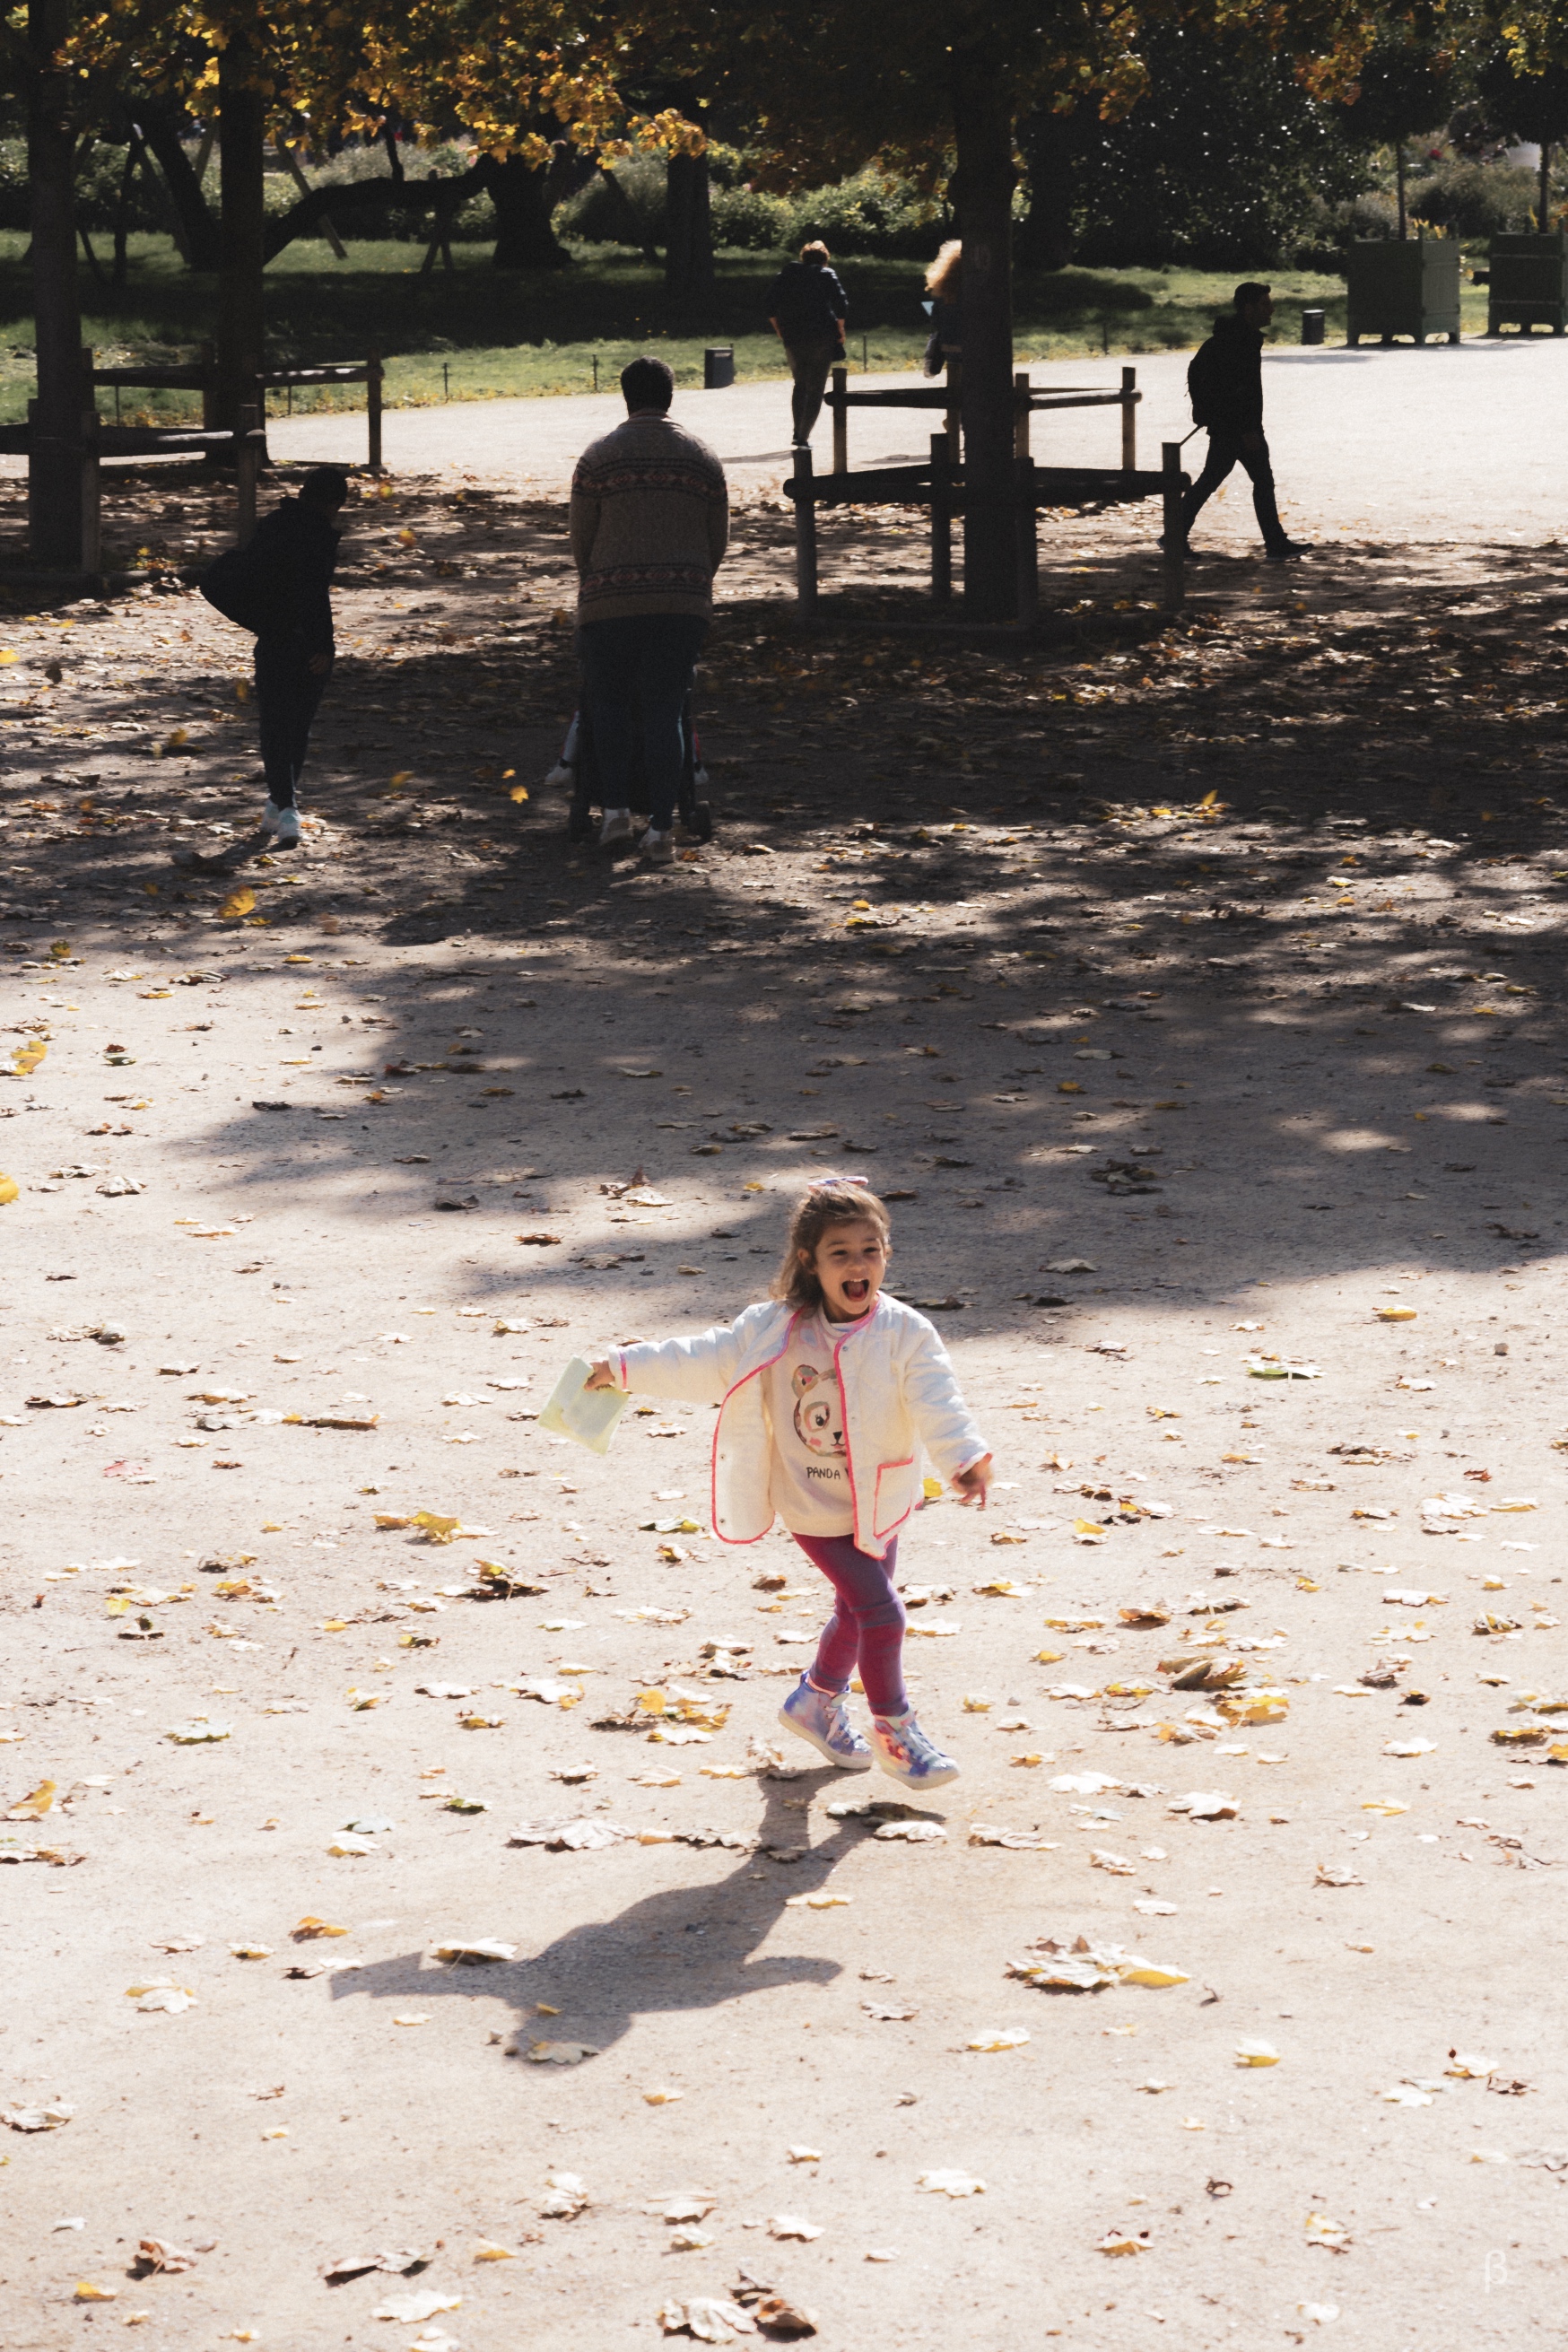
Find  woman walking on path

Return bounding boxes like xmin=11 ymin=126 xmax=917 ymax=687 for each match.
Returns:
xmin=922 ymin=239 xmax=962 ymax=376
xmin=586 ymin=1178 xmax=991 ymax=1790
xmin=765 ymin=240 xmax=849 ymax=447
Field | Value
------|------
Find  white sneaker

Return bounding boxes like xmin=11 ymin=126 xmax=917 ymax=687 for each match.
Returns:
xmin=870 ymin=1709 xmax=960 ymax=1790
xmin=640 ymin=826 xmax=675 ymax=867
xmin=260 ymin=800 xmax=301 ymax=847
xmin=599 ymin=807 xmax=633 ymax=847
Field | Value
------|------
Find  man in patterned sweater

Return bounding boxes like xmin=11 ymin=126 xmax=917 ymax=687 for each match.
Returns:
xmin=569 ymin=355 xmax=729 ymax=863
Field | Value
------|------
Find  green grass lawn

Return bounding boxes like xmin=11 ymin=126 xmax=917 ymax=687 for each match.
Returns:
xmin=0 ymin=231 xmax=1490 ymax=426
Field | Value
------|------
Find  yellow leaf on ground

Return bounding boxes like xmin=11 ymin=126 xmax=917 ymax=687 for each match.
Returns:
xmin=219 ymin=890 xmax=256 ymax=920
xmin=5 ymin=1780 xmax=55 ymax=1820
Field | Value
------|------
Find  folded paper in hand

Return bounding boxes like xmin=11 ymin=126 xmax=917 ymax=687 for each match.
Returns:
xmin=537 ymin=1358 xmax=627 ymax=1456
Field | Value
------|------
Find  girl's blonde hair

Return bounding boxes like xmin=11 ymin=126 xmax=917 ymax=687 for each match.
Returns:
xmin=771 ymin=1177 xmax=892 ymax=1311
xmin=925 ymin=240 xmax=962 ymax=301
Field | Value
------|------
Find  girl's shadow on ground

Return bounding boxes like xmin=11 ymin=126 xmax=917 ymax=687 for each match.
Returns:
xmin=331 ymin=1773 xmax=874 ymax=2056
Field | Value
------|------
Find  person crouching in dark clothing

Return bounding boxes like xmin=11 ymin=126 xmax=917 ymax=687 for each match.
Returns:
xmin=250 ymin=466 xmax=347 ymax=844
xmin=1178 ymin=284 xmax=1308 ymax=562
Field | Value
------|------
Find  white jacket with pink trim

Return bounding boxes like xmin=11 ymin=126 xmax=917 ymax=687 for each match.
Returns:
xmin=614 ymin=1294 xmax=989 ymax=1561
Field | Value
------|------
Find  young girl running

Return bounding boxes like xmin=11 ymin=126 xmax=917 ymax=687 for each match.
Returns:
xmin=586 ymin=1177 xmax=991 ymax=1789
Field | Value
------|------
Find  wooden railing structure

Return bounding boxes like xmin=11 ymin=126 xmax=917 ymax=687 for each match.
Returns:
xmin=788 ymin=366 xmax=1189 ymax=619
xmin=823 ymin=362 xmax=1143 ymax=475
xmin=1 ymin=344 xmax=383 ymax=577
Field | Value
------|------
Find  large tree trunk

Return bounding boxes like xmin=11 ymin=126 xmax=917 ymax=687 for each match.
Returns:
xmin=215 ymin=38 xmax=266 ymax=438
xmin=135 ymin=98 xmax=223 ymax=270
xmin=1541 ymin=141 xmax=1553 ymax=232
xmin=952 ymin=52 xmax=1018 ymax=623
xmin=665 ymin=150 xmax=714 ymax=295
xmin=27 ymin=0 xmax=88 ymax=569
xmin=483 ymin=152 xmax=572 ymax=269
xmin=1015 ymin=107 xmax=1076 ymax=270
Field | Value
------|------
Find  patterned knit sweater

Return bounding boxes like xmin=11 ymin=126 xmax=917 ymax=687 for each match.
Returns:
xmin=569 ymin=413 xmax=729 ymax=623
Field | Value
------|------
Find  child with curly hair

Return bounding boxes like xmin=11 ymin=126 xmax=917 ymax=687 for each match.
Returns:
xmin=587 ymin=1177 xmax=990 ymax=1788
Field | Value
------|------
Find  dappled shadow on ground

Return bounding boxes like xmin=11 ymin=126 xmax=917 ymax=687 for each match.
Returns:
xmin=4 ymin=483 xmax=1567 ymax=1326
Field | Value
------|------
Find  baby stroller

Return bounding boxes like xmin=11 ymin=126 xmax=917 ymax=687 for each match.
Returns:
xmin=547 ymin=684 xmax=714 ymax=847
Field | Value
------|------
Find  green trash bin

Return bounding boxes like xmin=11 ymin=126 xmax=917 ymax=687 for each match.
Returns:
xmin=1486 ymin=233 xmax=1568 ymax=335
xmin=1346 ymin=235 xmax=1461 ymax=347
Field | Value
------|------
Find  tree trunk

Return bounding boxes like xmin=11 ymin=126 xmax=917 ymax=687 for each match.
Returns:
xmin=1015 ymin=107 xmax=1076 ymax=270
xmin=665 ymin=150 xmax=715 ymax=295
xmin=483 ymin=152 xmax=571 ymax=269
xmin=113 ymin=128 xmax=144 ymax=290
xmin=1395 ymin=142 xmax=1407 ymax=239
xmin=27 ymin=0 xmax=87 ymax=570
xmin=135 ymin=99 xmax=222 ymax=270
xmin=1541 ymin=141 xmax=1552 ymax=233
xmin=952 ymin=52 xmax=1018 ymax=623
xmin=215 ymin=37 xmax=266 ymax=438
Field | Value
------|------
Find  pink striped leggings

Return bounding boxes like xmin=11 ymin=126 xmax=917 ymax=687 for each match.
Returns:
xmin=790 ymin=1531 xmax=907 ymax=1717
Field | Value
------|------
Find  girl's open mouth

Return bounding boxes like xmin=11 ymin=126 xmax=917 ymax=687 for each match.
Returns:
xmin=842 ymin=1277 xmax=870 ymax=1302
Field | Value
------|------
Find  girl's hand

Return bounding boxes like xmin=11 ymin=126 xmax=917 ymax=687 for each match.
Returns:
xmin=584 ymin=1359 xmax=618 ymax=1391
xmin=952 ymin=1454 xmax=993 ymax=1509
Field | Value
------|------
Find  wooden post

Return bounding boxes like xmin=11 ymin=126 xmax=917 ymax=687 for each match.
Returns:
xmin=1013 ymin=369 xmax=1031 ymax=458
xmin=830 ymin=363 xmax=848 ymax=475
xmin=929 ymin=431 xmax=952 ymax=607
xmin=215 ymin=36 xmax=266 ymax=438
xmin=200 ymin=338 xmax=215 ymax=431
xmin=80 ymin=402 xmax=100 ymax=575
xmin=236 ymin=402 xmax=260 ymax=546
xmin=945 ymin=355 xmax=962 ymax=460
xmin=1161 ymin=441 xmax=1185 ymax=612
xmin=26 ymin=0 xmax=88 ymax=570
xmin=1120 ymin=365 xmax=1137 ymax=473
xmin=793 ymin=442 xmax=817 ymax=611
xmin=367 ymin=346 xmax=384 ymax=474
xmin=1015 ymin=453 xmax=1038 ymax=623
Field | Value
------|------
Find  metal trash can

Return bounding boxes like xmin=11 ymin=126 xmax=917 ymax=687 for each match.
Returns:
xmin=1301 ymin=308 xmax=1326 ymax=345
xmin=703 ymin=344 xmax=735 ymax=389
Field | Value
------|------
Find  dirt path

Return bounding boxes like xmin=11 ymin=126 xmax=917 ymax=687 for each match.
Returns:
xmin=1 ymin=470 xmax=1565 ymax=2349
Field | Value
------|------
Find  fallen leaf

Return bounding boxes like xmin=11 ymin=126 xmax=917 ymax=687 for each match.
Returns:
xmin=1235 ymin=2039 xmax=1280 ymax=2066
xmin=371 ymin=2290 xmax=462 ymax=2324
xmin=5 ymin=1780 xmax=55 ymax=1821
xmin=917 ymin=2169 xmax=986 ymax=2197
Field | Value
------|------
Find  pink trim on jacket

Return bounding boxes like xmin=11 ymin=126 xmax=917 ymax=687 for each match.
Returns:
xmin=708 ymin=1305 xmax=804 ymax=1546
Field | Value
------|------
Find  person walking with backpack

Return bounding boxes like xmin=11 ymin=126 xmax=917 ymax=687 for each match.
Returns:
xmin=1176 ymin=283 xmax=1309 ymax=562
xmin=199 ymin=464 xmax=348 ymax=846
xmin=765 ymin=240 xmax=849 ymax=447
xmin=570 ymin=355 xmax=729 ymax=864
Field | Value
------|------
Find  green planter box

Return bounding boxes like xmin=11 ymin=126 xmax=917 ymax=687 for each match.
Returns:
xmin=1346 ymin=237 xmax=1461 ymax=346
xmin=1487 ymin=232 xmax=1568 ymax=335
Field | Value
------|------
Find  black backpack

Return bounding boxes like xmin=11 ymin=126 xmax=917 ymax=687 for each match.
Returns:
xmin=1187 ymin=336 xmax=1221 ymax=427
xmin=199 ymin=538 xmax=273 ymax=635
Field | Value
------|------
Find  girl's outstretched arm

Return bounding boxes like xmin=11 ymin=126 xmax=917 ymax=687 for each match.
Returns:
xmin=585 ymin=1302 xmax=781 ymax=1406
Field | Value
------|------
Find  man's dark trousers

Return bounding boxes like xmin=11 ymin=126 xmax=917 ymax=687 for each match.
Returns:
xmin=255 ymin=637 xmax=329 ymax=809
xmin=1180 ymin=431 xmax=1289 ymax=553
xmin=578 ymin=614 xmax=707 ymax=830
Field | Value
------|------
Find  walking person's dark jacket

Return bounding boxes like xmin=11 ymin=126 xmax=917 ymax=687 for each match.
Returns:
xmin=1187 ymin=313 xmax=1265 ymax=434
xmin=201 ymin=497 xmax=339 ymax=653
xmin=763 ymin=258 xmax=849 ymax=345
